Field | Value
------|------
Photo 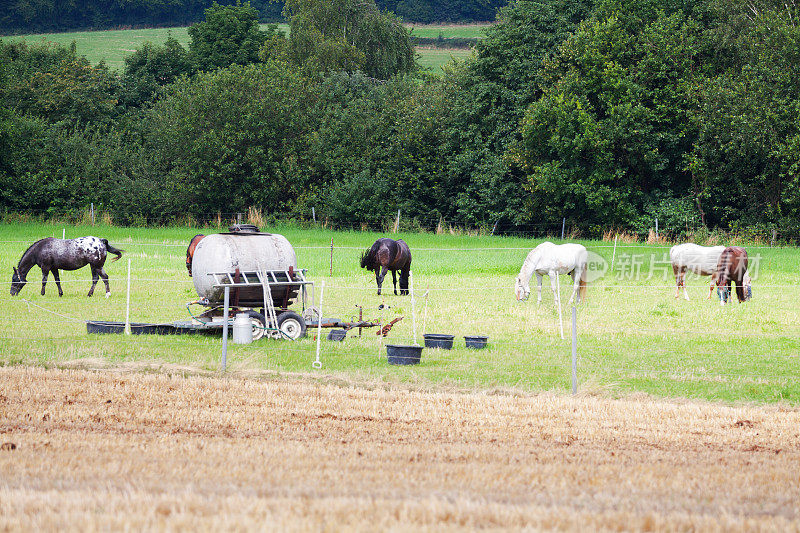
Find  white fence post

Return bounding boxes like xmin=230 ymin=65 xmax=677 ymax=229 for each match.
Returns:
xmin=410 ymin=271 xmax=417 ymax=345
xmin=313 ymin=281 xmax=325 ymax=369
xmin=124 ymin=258 xmax=131 ymax=335
xmin=556 ymin=273 xmax=564 ymax=340
xmin=571 ymin=305 xmax=578 ymax=394
xmin=221 ymin=286 xmax=230 ymax=371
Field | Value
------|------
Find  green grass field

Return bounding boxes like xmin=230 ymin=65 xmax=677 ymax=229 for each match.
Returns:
xmin=1 ymin=221 xmax=797 ymax=404
xmin=2 ymin=23 xmax=484 ymax=73
xmin=407 ymin=23 xmax=491 ymax=39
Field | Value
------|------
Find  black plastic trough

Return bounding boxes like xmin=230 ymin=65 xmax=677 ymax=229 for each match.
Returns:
xmin=327 ymin=329 xmax=347 ymax=341
xmin=386 ymin=344 xmax=423 ymax=365
xmin=423 ymin=333 xmax=454 ymax=350
xmin=86 ymin=321 xmax=207 ymax=335
xmin=464 ymin=335 xmax=488 ymax=349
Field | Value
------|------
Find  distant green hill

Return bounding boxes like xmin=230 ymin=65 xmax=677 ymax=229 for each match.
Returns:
xmin=0 ymin=0 xmax=506 ymax=34
xmin=2 ymin=23 xmax=484 ymax=73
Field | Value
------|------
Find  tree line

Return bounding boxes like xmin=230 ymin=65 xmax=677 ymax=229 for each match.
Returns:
xmin=1 ymin=0 xmax=799 ymax=240
xmin=0 ymin=0 xmax=506 ymax=34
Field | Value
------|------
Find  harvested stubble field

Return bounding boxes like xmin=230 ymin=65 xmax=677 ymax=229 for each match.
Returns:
xmin=1 ymin=366 xmax=798 ymax=530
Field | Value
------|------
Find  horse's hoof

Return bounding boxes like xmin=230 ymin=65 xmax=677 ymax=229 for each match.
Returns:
xmin=105 ymin=292 xmax=111 ymax=299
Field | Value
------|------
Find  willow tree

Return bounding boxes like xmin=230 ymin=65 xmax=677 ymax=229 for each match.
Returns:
xmin=283 ymin=0 xmax=415 ymax=79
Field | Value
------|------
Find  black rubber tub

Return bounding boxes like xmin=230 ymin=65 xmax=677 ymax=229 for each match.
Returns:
xmin=86 ymin=321 xmax=203 ymax=335
xmin=386 ymin=344 xmax=423 ymax=365
xmin=464 ymin=335 xmax=488 ymax=349
xmin=423 ymin=333 xmax=454 ymax=349
xmin=327 ymin=329 xmax=347 ymax=341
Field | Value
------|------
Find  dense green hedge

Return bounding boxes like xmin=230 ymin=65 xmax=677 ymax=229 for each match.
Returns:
xmin=2 ymin=0 xmax=799 ymax=240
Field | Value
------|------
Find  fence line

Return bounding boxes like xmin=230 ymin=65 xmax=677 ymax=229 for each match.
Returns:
xmin=2 ymin=263 xmax=797 ymax=399
xmin=10 ymin=275 xmax=799 ymax=290
xmin=0 ymin=239 xmax=795 ymax=251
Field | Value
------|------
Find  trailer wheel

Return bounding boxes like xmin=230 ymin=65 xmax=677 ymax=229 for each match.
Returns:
xmin=276 ymin=311 xmax=306 ymax=340
xmin=245 ymin=311 xmax=268 ymax=341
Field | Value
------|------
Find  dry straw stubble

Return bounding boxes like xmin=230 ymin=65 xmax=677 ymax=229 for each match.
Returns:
xmin=1 ymin=367 xmax=799 ymax=531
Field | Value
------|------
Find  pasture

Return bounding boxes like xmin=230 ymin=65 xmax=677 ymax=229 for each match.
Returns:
xmin=1 ymin=221 xmax=798 ymax=404
xmin=2 ymin=23 xmax=485 ymax=73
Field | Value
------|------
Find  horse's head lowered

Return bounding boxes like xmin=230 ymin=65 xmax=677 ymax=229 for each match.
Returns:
xmin=514 ymin=276 xmax=530 ymax=301
xmin=360 ymin=250 xmax=376 ymax=271
xmin=743 ymin=272 xmax=753 ymax=301
xmin=10 ymin=267 xmax=26 ymax=296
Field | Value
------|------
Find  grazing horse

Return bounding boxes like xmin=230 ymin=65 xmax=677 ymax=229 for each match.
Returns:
xmin=10 ymin=237 xmax=123 ymax=297
xmin=715 ymin=246 xmax=752 ymax=305
xmin=360 ymin=238 xmax=412 ymax=295
xmin=669 ymin=243 xmax=725 ymax=300
xmin=514 ymin=242 xmax=588 ymax=305
xmin=185 ymin=234 xmax=205 ymax=276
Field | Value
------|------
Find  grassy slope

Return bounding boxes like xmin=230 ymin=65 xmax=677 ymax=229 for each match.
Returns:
xmin=2 ymin=23 xmax=484 ymax=73
xmin=1 ymin=222 xmax=797 ymax=404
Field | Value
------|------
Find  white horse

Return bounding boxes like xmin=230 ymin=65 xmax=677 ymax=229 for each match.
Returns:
xmin=514 ymin=242 xmax=588 ymax=305
xmin=669 ymin=243 xmax=725 ymax=300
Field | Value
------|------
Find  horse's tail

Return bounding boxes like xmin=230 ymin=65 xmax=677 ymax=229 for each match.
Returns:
xmin=579 ymin=263 xmax=588 ymax=301
xmin=102 ymin=239 xmax=124 ymax=262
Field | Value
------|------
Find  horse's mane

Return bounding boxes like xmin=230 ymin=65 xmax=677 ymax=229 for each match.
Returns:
xmin=520 ymin=242 xmax=551 ymax=275
xmin=17 ymin=238 xmax=48 ymax=268
xmin=360 ymin=240 xmax=381 ymax=270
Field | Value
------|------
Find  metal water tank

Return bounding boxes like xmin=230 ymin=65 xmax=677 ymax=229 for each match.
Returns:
xmin=191 ymin=231 xmax=297 ymax=304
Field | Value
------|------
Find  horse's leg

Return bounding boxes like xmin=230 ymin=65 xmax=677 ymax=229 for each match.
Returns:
xmin=398 ymin=268 xmax=409 ymax=296
xmin=392 ymin=269 xmax=398 ymax=295
xmin=735 ymin=278 xmax=745 ymax=303
xmin=549 ymin=273 xmax=559 ymax=307
xmin=720 ymin=281 xmax=730 ymax=306
xmin=536 ymin=273 xmax=543 ymax=304
xmin=88 ymin=267 xmax=99 ymax=297
xmin=52 ymin=269 xmax=63 ymax=297
xmin=708 ymin=272 xmax=716 ymax=300
xmin=679 ymin=269 xmax=689 ymax=301
xmin=376 ymin=266 xmax=388 ymax=295
xmin=568 ymin=270 xmax=580 ymax=304
xmin=40 ymin=267 xmax=49 ymax=296
xmin=99 ymin=267 xmax=111 ymax=298
xmin=673 ymin=265 xmax=680 ymax=299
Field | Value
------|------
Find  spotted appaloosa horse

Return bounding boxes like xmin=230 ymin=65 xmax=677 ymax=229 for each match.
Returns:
xmin=10 ymin=237 xmax=123 ymax=297
xmin=715 ymin=246 xmax=752 ymax=305
xmin=360 ymin=238 xmax=412 ymax=295
xmin=185 ymin=234 xmax=205 ymax=276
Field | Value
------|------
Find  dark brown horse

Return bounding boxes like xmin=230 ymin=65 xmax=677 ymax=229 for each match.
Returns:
xmin=185 ymin=234 xmax=205 ymax=276
xmin=715 ymin=246 xmax=752 ymax=304
xmin=11 ymin=236 xmax=123 ymax=297
xmin=360 ymin=238 xmax=412 ymax=295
